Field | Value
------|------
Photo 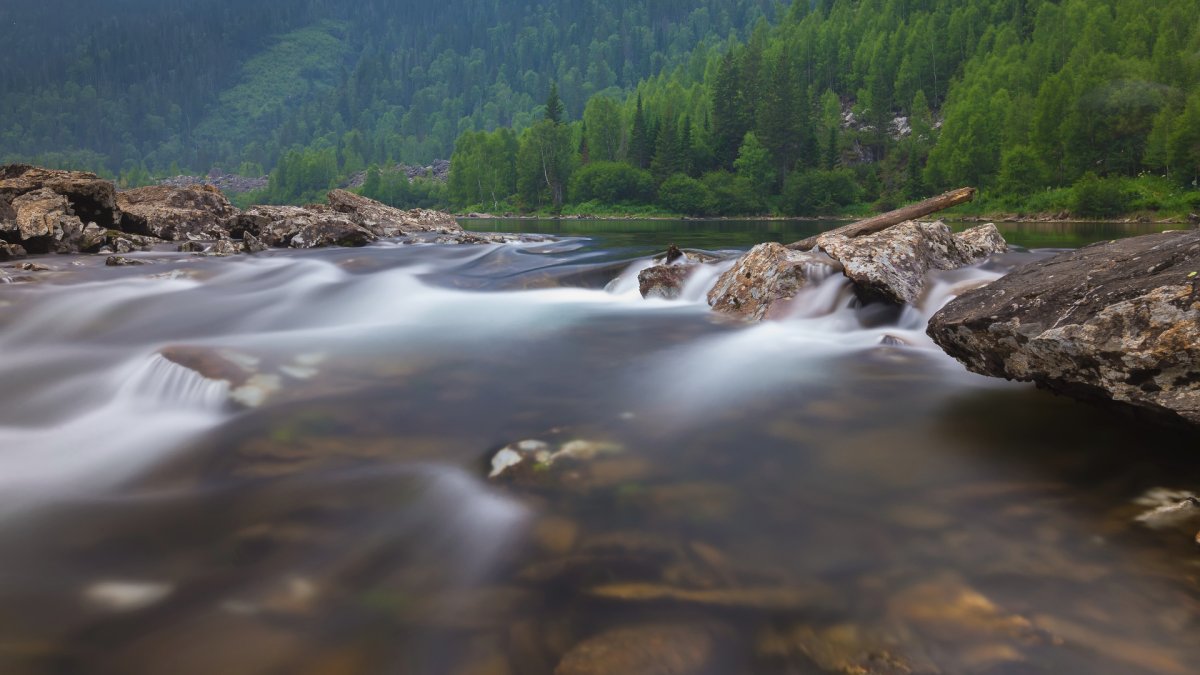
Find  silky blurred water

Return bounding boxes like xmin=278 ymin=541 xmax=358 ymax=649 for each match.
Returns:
xmin=0 ymin=220 xmax=1195 ymax=675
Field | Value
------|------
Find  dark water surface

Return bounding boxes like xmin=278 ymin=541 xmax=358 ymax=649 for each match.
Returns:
xmin=0 ymin=220 xmax=1196 ymax=674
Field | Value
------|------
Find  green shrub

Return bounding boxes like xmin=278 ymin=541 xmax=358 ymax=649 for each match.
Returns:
xmin=657 ymin=173 xmax=713 ymax=216
xmin=1070 ymin=173 xmax=1134 ymax=218
xmin=700 ymin=171 xmax=763 ymax=215
xmin=997 ymin=145 xmax=1049 ymax=197
xmin=780 ymin=169 xmax=862 ymax=216
xmin=570 ymin=161 xmax=654 ymax=204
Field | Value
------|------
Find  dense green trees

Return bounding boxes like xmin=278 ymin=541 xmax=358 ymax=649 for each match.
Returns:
xmin=0 ymin=0 xmax=777 ymax=179
xmin=447 ymin=0 xmax=1199 ymax=216
xmin=5 ymin=0 xmax=1198 ymax=216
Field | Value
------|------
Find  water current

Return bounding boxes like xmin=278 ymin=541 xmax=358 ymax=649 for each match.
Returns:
xmin=0 ymin=219 xmax=1196 ymax=674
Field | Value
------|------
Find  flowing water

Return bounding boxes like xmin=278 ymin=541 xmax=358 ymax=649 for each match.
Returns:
xmin=0 ymin=219 xmax=1197 ymax=674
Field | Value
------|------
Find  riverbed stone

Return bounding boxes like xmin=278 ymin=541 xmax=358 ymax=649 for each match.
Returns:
xmin=116 ymin=184 xmax=240 ymax=241
xmin=708 ymin=242 xmax=843 ymax=320
xmin=554 ymin=622 xmax=731 ymax=675
xmin=818 ymin=221 xmax=1007 ymax=305
xmin=928 ymin=230 xmax=1200 ymax=428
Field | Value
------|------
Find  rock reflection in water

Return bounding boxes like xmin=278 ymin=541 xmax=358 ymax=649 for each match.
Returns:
xmin=0 ymin=229 xmax=1197 ymax=674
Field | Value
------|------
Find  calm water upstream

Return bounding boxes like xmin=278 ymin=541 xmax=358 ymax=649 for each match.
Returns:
xmin=0 ymin=219 xmax=1196 ymax=674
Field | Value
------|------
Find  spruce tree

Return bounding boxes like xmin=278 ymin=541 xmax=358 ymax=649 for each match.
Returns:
xmin=545 ymin=83 xmax=564 ymax=125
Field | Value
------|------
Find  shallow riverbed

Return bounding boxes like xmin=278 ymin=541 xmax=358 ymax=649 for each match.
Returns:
xmin=0 ymin=219 xmax=1196 ymax=674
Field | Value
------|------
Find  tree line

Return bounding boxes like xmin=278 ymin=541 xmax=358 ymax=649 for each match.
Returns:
xmin=445 ymin=0 xmax=1200 ymax=217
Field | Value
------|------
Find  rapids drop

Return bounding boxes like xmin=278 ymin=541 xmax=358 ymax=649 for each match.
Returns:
xmin=0 ymin=225 xmax=1197 ymax=675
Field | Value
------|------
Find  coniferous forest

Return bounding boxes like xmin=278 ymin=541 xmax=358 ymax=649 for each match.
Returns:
xmin=2 ymin=0 xmax=1199 ymax=217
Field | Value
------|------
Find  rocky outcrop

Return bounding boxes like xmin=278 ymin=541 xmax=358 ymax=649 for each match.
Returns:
xmin=235 ymin=205 xmax=375 ymax=249
xmin=3 ymin=189 xmax=86 ymax=253
xmin=116 ymin=184 xmax=240 ymax=241
xmin=928 ymin=230 xmax=1200 ymax=427
xmin=708 ymin=243 xmax=843 ymax=320
xmin=0 ymin=241 xmax=26 ymax=261
xmin=326 ymin=189 xmax=461 ymax=236
xmin=818 ymin=221 xmax=1007 ymax=304
xmin=0 ymin=164 xmax=120 ymax=229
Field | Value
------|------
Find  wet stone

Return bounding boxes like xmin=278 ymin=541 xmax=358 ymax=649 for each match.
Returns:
xmin=554 ymin=622 xmax=733 ymax=675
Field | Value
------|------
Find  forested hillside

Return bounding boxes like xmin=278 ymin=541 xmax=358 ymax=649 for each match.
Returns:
xmin=445 ymin=0 xmax=1200 ymax=217
xmin=0 ymin=0 xmax=778 ymax=179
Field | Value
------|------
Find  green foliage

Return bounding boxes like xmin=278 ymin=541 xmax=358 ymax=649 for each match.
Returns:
xmin=570 ymin=162 xmax=654 ymax=204
xmin=781 ymin=169 xmax=862 ymax=216
xmin=701 ymin=171 xmax=763 ymax=216
xmin=1 ymin=0 xmax=777 ymax=174
xmin=516 ymin=120 xmax=578 ymax=211
xmin=997 ymin=146 xmax=1050 ymax=197
xmin=733 ymin=132 xmax=775 ymax=199
xmin=1070 ymin=173 xmax=1134 ymax=218
xmin=544 ymin=84 xmax=565 ymax=125
xmin=657 ymin=173 xmax=712 ymax=216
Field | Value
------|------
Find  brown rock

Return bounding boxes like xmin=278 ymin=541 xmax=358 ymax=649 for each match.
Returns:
xmin=235 ymin=205 xmax=376 ymax=249
xmin=819 ymin=221 xmax=1007 ymax=304
xmin=116 ymin=184 xmax=239 ymax=241
xmin=555 ymin=623 xmax=730 ymax=675
xmin=6 ymin=189 xmax=86 ymax=253
xmin=0 ymin=241 xmax=27 ymax=260
xmin=0 ymin=164 xmax=120 ymax=229
xmin=326 ymin=189 xmax=461 ymax=236
xmin=928 ymin=230 xmax=1200 ymax=427
xmin=707 ymin=243 xmax=843 ymax=320
xmin=639 ymin=265 xmax=692 ymax=299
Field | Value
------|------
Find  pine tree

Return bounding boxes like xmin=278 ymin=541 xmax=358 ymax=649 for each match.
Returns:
xmin=629 ymin=94 xmax=650 ymax=169
xmin=545 ymin=83 xmax=564 ymax=125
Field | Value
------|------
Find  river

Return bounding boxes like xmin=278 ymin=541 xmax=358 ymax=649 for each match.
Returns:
xmin=0 ymin=219 xmax=1196 ymax=674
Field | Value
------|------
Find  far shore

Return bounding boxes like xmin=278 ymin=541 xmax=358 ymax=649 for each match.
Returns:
xmin=454 ymin=212 xmax=1197 ymax=226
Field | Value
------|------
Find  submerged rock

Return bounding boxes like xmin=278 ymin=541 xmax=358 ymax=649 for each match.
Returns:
xmin=818 ymin=221 xmax=1007 ymax=304
xmin=928 ymin=230 xmax=1200 ymax=427
xmin=707 ymin=242 xmax=842 ymax=320
xmin=555 ymin=622 xmax=731 ymax=675
xmin=105 ymin=255 xmax=145 ymax=267
xmin=116 ymin=184 xmax=240 ymax=241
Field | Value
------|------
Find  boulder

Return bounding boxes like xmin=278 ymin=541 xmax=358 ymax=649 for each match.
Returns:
xmin=105 ymin=256 xmax=145 ymax=267
xmin=5 ymin=188 xmax=86 ymax=253
xmin=0 ymin=241 xmax=26 ymax=261
xmin=707 ymin=242 xmax=843 ymax=320
xmin=235 ymin=205 xmax=376 ymax=249
xmin=818 ymin=221 xmax=1007 ymax=305
xmin=639 ymin=264 xmax=692 ymax=299
xmin=116 ymin=184 xmax=239 ymax=241
xmin=326 ymin=189 xmax=461 ymax=236
xmin=0 ymin=164 xmax=120 ymax=228
xmin=928 ymin=230 xmax=1200 ymax=427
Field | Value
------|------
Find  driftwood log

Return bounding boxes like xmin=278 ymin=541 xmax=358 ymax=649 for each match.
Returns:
xmin=788 ymin=187 xmax=977 ymax=251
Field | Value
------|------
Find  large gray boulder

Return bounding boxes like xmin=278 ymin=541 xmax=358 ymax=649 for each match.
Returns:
xmin=116 ymin=184 xmax=240 ymax=241
xmin=818 ymin=221 xmax=1007 ymax=304
xmin=928 ymin=230 xmax=1200 ymax=427
xmin=707 ymin=242 xmax=842 ymax=320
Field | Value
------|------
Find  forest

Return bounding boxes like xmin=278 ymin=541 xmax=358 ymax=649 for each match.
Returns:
xmin=2 ymin=0 xmax=1199 ymax=218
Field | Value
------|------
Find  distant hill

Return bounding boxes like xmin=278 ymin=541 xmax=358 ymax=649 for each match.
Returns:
xmin=0 ymin=0 xmax=780 ymax=176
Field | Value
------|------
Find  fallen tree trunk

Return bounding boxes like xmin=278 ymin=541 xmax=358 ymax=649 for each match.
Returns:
xmin=788 ymin=187 xmax=976 ymax=251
